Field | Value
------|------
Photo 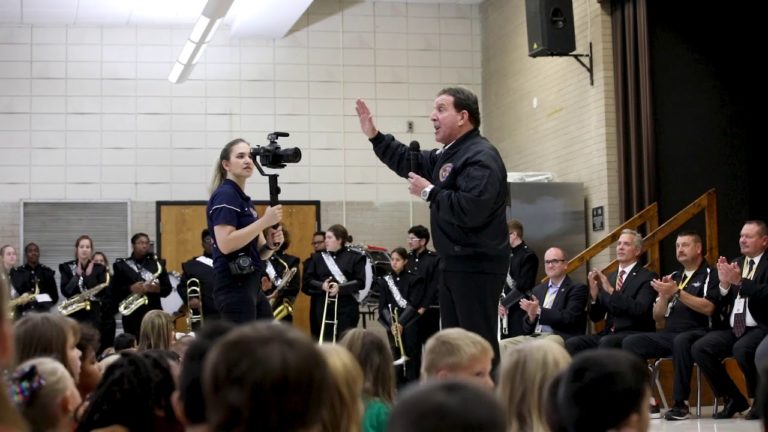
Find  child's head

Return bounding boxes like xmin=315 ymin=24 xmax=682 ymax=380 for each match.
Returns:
xmin=76 ymin=350 xmax=181 ymax=432
xmin=387 ymin=379 xmax=505 ymax=432
xmin=421 ymin=328 xmax=494 ymax=388
xmin=0 ymin=273 xmax=26 ymax=430
xmin=172 ymin=321 xmax=235 ymax=427
xmin=497 ymin=340 xmax=570 ymax=432
xmin=319 ymin=344 xmax=364 ymax=432
xmin=76 ymin=324 xmax=103 ymax=398
xmin=10 ymin=357 xmax=82 ymax=431
xmin=14 ymin=313 xmax=82 ymax=382
xmin=138 ymin=310 xmax=173 ymax=351
xmin=113 ymin=332 xmax=137 ymax=352
xmin=550 ymin=349 xmax=650 ymax=432
xmin=203 ymin=322 xmax=331 ymax=432
xmin=338 ymin=328 xmax=395 ymax=403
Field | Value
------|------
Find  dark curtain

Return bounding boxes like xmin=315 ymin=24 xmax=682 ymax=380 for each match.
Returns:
xmin=611 ymin=0 xmax=655 ymax=220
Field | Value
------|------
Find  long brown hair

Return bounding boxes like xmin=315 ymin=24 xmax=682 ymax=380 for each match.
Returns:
xmin=319 ymin=345 xmax=364 ymax=432
xmin=339 ymin=328 xmax=395 ymax=404
xmin=138 ymin=310 xmax=173 ymax=351
xmin=14 ymin=313 xmax=81 ymax=378
xmin=0 ymin=272 xmax=29 ymax=430
xmin=74 ymin=235 xmax=93 ymax=260
xmin=209 ymin=138 xmax=249 ymax=194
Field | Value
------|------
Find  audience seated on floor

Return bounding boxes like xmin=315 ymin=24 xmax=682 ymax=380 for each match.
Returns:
xmin=421 ymin=328 xmax=494 ymax=389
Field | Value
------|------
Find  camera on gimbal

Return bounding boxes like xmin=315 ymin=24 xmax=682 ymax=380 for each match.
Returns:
xmin=250 ymin=132 xmax=302 ymax=169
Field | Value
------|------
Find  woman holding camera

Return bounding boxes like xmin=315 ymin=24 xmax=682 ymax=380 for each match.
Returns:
xmin=208 ymin=138 xmax=283 ymax=324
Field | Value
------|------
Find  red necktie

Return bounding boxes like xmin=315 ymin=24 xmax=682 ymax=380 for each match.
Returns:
xmin=616 ymin=269 xmax=626 ymax=291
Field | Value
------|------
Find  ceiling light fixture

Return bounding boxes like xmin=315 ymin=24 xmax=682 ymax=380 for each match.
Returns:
xmin=168 ymin=0 xmax=234 ymax=84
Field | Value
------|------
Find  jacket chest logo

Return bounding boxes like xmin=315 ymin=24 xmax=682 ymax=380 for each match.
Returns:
xmin=439 ymin=163 xmax=454 ymax=182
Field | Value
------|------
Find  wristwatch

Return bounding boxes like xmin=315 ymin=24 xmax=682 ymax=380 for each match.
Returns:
xmin=420 ymin=185 xmax=434 ymax=201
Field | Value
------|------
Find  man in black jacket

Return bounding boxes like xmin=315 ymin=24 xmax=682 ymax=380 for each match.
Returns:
xmin=565 ymin=229 xmax=657 ymax=355
xmin=356 ymin=87 xmax=509 ymax=367
xmin=692 ymin=220 xmax=768 ymax=420
xmin=499 ymin=246 xmax=587 ymax=350
xmin=623 ymin=231 xmax=720 ymax=420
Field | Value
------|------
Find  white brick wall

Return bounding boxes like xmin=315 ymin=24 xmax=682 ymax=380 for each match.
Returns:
xmin=481 ymin=0 xmax=618 ymax=266
xmin=0 ymin=0 xmax=482 ymax=249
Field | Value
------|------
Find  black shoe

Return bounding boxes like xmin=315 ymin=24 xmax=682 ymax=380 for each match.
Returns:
xmin=713 ymin=397 xmax=750 ymax=419
xmin=649 ymin=403 xmax=661 ymax=419
xmin=745 ymin=408 xmax=760 ymax=420
xmin=664 ymin=403 xmax=690 ymax=421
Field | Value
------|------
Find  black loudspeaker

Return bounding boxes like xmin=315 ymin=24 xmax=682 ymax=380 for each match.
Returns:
xmin=525 ymin=0 xmax=576 ymax=57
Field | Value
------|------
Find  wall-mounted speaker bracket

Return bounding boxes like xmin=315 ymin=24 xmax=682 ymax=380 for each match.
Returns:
xmin=561 ymin=42 xmax=593 ymax=86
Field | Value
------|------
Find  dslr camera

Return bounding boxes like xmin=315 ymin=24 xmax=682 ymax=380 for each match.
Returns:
xmin=250 ymin=132 xmax=302 ymax=169
xmin=228 ymin=253 xmax=256 ymax=275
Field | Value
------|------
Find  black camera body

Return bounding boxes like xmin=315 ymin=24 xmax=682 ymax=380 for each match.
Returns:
xmin=228 ymin=253 xmax=256 ymax=275
xmin=250 ymin=132 xmax=302 ymax=169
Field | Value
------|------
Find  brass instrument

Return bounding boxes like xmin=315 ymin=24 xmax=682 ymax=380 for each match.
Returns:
xmin=389 ymin=304 xmax=409 ymax=374
xmin=8 ymin=278 xmax=40 ymax=319
xmin=268 ymin=255 xmax=298 ymax=307
xmin=185 ymin=278 xmax=203 ymax=332
xmin=273 ymin=298 xmax=294 ymax=321
xmin=58 ymin=272 xmax=111 ymax=316
xmin=119 ymin=255 xmax=162 ymax=316
xmin=318 ymin=279 xmax=339 ymax=344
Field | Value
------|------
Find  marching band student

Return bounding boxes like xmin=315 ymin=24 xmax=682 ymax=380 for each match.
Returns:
xmin=0 ymin=272 xmax=28 ymax=431
xmin=304 ymin=224 xmax=370 ymax=342
xmin=9 ymin=357 xmax=82 ymax=432
xmin=1 ymin=244 xmax=17 ymax=275
xmin=207 ymin=138 xmax=284 ymax=323
xmin=178 ymin=229 xmax=220 ymax=325
xmin=10 ymin=242 xmax=58 ymax=315
xmin=377 ymin=247 xmax=425 ymax=384
xmin=262 ymin=227 xmax=301 ymax=322
xmin=92 ymin=251 xmax=117 ymax=354
xmin=111 ymin=233 xmax=172 ymax=338
xmin=60 ymin=235 xmax=109 ymax=333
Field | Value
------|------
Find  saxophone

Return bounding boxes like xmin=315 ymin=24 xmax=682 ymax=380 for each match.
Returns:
xmin=58 ymin=272 xmax=111 ymax=316
xmin=119 ymin=255 xmax=162 ymax=316
xmin=8 ymin=277 xmax=39 ymax=319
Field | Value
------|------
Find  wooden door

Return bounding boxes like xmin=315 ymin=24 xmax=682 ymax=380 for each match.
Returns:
xmin=157 ymin=201 xmax=320 ymax=334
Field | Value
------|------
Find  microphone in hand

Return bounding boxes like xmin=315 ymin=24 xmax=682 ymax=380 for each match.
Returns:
xmin=409 ymin=141 xmax=420 ymax=174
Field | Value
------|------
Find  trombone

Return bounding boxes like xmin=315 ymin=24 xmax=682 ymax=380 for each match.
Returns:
xmin=389 ymin=304 xmax=409 ymax=376
xmin=186 ymin=278 xmax=203 ymax=332
xmin=318 ymin=279 xmax=339 ymax=344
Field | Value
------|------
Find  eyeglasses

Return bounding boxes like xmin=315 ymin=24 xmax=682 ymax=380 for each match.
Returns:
xmin=312 ymin=241 xmax=324 ymax=245
xmin=544 ymin=259 xmax=566 ymax=265
xmin=407 ymin=237 xmax=422 ymax=242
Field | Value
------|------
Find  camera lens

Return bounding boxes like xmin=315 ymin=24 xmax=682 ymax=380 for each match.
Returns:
xmin=279 ymin=147 xmax=302 ymax=164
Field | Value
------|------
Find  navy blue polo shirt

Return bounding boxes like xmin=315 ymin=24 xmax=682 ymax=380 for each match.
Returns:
xmin=207 ymin=179 xmax=264 ymax=278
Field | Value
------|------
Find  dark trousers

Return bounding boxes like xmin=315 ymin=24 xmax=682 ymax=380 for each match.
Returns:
xmin=566 ymin=331 xmax=642 ymax=356
xmin=755 ymin=334 xmax=768 ymax=370
xmin=692 ymin=327 xmax=765 ymax=400
xmin=214 ymin=273 xmax=265 ymax=324
xmin=440 ymin=270 xmax=505 ymax=369
xmin=388 ymin=321 xmax=421 ymax=386
xmin=309 ymin=295 xmax=323 ymax=338
xmin=418 ymin=306 xmax=441 ymax=345
xmin=623 ymin=329 xmax=707 ymax=402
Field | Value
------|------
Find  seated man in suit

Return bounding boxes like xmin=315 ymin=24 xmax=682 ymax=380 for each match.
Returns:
xmin=566 ymin=229 xmax=657 ymax=355
xmin=692 ymin=220 xmax=768 ymax=420
xmin=623 ymin=231 xmax=720 ymax=420
xmin=499 ymin=247 xmax=587 ymax=350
